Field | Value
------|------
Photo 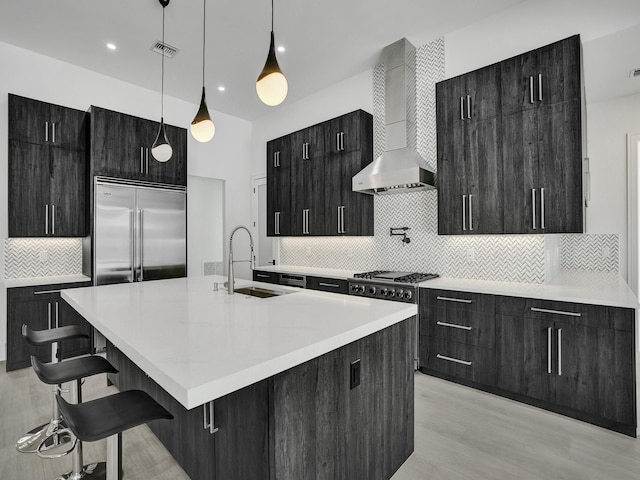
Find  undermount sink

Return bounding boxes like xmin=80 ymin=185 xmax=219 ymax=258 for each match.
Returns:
xmin=234 ymin=286 xmax=291 ymax=298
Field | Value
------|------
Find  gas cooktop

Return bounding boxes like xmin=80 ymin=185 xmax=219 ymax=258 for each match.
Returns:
xmin=352 ymin=270 xmax=439 ymax=284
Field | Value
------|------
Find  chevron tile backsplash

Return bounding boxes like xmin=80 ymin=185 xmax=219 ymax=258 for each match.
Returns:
xmin=4 ymin=238 xmax=83 ymax=279
xmin=278 ymin=36 xmax=619 ymax=284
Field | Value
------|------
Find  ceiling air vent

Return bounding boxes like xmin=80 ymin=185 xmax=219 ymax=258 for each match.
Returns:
xmin=630 ymin=68 xmax=640 ymax=78
xmin=151 ymin=40 xmax=179 ymax=58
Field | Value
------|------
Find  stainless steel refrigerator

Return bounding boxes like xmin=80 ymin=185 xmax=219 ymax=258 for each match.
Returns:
xmin=93 ymin=178 xmax=187 ymax=286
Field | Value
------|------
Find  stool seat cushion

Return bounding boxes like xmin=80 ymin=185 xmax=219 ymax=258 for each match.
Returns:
xmin=23 ymin=324 xmax=89 ymax=346
xmin=57 ymin=390 xmax=173 ymax=443
xmin=31 ymin=355 xmax=118 ymax=385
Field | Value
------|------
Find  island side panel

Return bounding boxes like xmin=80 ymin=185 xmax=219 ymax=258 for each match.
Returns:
xmin=269 ymin=316 xmax=416 ymax=480
xmin=107 ymin=341 xmax=269 ymax=480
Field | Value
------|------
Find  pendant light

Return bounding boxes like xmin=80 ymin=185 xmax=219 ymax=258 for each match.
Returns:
xmin=190 ymin=0 xmax=215 ymax=142
xmin=256 ymin=0 xmax=288 ymax=106
xmin=151 ymin=0 xmax=173 ymax=163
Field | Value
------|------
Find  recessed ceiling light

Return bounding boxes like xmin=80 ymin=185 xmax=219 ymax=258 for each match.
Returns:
xmin=218 ymin=86 xmax=226 ymax=92
xmin=106 ymin=43 xmax=117 ymax=51
xmin=277 ymin=46 xmax=285 ymax=53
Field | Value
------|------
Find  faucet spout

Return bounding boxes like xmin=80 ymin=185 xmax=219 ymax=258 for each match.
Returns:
xmin=227 ymin=226 xmax=255 ymax=294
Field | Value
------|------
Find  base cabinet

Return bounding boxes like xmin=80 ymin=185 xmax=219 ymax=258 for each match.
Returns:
xmin=419 ymin=287 xmax=637 ymax=436
xmin=6 ymin=282 xmax=92 ymax=372
xmin=107 ymin=317 xmax=415 ymax=479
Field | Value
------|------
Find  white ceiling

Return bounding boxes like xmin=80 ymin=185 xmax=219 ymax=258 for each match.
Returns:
xmin=0 ymin=0 xmax=639 ymax=121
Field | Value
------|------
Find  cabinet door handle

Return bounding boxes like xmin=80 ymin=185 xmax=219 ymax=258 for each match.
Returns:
xmin=532 ymin=189 xmax=537 ymax=230
xmin=540 ymin=187 xmax=545 ymax=230
xmin=306 ymin=209 xmax=310 ymax=234
xmin=52 ymin=122 xmax=56 ymax=143
xmin=48 ymin=302 xmax=52 ymax=329
xmin=55 ymin=301 xmax=59 ymax=328
xmin=141 ymin=147 xmax=145 ymax=173
xmin=460 ymin=97 xmax=464 ymax=120
xmin=557 ymin=328 xmax=562 ymax=376
xmin=146 ymin=148 xmax=150 ymax=174
xmin=436 ymin=321 xmax=472 ymax=331
xmin=462 ymin=195 xmax=467 ymax=231
xmin=45 ymin=121 xmax=49 ymax=142
xmin=319 ymin=282 xmax=340 ymax=288
xmin=547 ymin=326 xmax=553 ymax=374
xmin=275 ymin=212 xmax=280 ymax=235
xmin=341 ymin=206 xmax=345 ymax=233
xmin=139 ymin=210 xmax=144 ymax=281
xmin=436 ymin=296 xmax=472 ymax=304
xmin=437 ymin=354 xmax=472 ymax=366
xmin=466 ymin=95 xmax=471 ymax=119
xmin=529 ymin=76 xmax=535 ymax=103
xmin=203 ymin=401 xmax=219 ymax=434
xmin=530 ymin=307 xmax=581 ymax=317
xmin=468 ymin=194 xmax=473 ymax=231
xmin=340 ymin=132 xmax=345 ymax=151
xmin=130 ymin=210 xmax=135 ymax=282
xmin=538 ymin=73 xmax=543 ymax=101
xmin=51 ymin=204 xmax=55 ymax=235
xmin=45 ymin=204 xmax=49 ymax=234
xmin=337 ymin=206 xmax=341 ymax=233
xmin=336 ymin=132 xmax=340 ymax=151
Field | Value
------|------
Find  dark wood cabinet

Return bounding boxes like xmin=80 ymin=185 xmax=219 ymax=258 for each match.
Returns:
xmin=437 ymin=35 xmax=583 ymax=235
xmin=90 ymin=106 xmax=187 ymax=186
xmin=267 ymin=110 xmax=374 ymax=237
xmin=306 ymin=275 xmax=349 ymax=294
xmin=495 ymin=297 xmax=636 ymax=434
xmin=252 ymin=270 xmax=280 ymax=285
xmin=420 ymin=287 xmax=636 ymax=436
xmin=9 ymin=94 xmax=87 ymax=151
xmin=6 ymin=282 xmax=92 ymax=372
xmin=8 ymin=95 xmax=88 ymax=237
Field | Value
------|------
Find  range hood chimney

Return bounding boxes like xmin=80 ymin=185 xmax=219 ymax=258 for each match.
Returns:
xmin=353 ymin=38 xmax=436 ymax=195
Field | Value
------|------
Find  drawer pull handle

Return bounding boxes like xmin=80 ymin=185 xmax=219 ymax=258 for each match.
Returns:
xmin=256 ymin=274 xmax=270 ymax=278
xmin=34 ymin=289 xmax=62 ymax=295
xmin=436 ymin=321 xmax=472 ymax=331
xmin=437 ymin=354 xmax=472 ymax=366
xmin=319 ymin=282 xmax=340 ymax=288
xmin=530 ymin=307 xmax=581 ymax=317
xmin=436 ymin=296 xmax=472 ymax=304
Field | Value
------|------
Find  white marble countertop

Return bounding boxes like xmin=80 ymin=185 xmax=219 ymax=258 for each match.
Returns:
xmin=253 ymin=265 xmax=357 ymax=280
xmin=4 ymin=274 xmax=92 ymax=288
xmin=418 ymin=270 xmax=639 ymax=309
xmin=61 ymin=276 xmax=417 ymax=410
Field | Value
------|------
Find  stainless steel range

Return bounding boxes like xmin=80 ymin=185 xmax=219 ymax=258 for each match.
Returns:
xmin=349 ymin=270 xmax=439 ymax=370
xmin=348 ymin=270 xmax=439 ymax=304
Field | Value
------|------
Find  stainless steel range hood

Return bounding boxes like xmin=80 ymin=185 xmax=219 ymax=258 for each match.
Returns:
xmin=353 ymin=38 xmax=436 ymax=195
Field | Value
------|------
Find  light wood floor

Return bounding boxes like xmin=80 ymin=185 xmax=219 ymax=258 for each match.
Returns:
xmin=2 ymin=364 xmax=640 ymax=479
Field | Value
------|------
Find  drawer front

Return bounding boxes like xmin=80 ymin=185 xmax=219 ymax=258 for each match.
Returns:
xmin=420 ymin=335 xmax=496 ymax=386
xmin=306 ymin=276 xmax=348 ymax=295
xmin=421 ymin=306 xmax=495 ymax=349
xmin=8 ymin=281 xmax=91 ymax=301
xmin=497 ymin=296 xmax=635 ymax=332
xmin=421 ymin=288 xmax=496 ymax=314
xmin=253 ymin=270 xmax=280 ymax=285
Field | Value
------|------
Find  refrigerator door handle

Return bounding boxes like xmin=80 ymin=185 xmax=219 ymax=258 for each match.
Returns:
xmin=139 ymin=209 xmax=144 ymax=282
xmin=130 ymin=209 xmax=135 ymax=282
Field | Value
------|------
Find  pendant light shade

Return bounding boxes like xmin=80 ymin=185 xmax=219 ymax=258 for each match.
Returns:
xmin=256 ymin=0 xmax=288 ymax=106
xmin=152 ymin=0 xmax=173 ymax=162
xmin=152 ymin=118 xmax=173 ymax=162
xmin=190 ymin=0 xmax=215 ymax=142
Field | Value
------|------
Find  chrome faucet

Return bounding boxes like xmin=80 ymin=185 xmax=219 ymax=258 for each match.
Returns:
xmin=227 ymin=226 xmax=255 ymax=294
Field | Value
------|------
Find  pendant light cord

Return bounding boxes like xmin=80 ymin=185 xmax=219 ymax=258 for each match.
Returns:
xmin=271 ymin=0 xmax=274 ymax=32
xmin=161 ymin=4 xmax=166 ymax=119
xmin=202 ymin=0 xmax=206 ymax=86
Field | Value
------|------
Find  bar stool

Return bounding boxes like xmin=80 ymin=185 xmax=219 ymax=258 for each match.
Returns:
xmin=56 ymin=390 xmax=173 ymax=480
xmin=16 ymin=324 xmax=91 ymax=454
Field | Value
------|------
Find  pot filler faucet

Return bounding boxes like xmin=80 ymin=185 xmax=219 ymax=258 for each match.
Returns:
xmin=226 ymin=226 xmax=255 ymax=294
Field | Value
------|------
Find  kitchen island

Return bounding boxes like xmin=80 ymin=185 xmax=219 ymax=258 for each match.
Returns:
xmin=62 ymin=276 xmax=417 ymax=480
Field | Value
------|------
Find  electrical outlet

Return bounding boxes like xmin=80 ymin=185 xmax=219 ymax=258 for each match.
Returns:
xmin=350 ymin=359 xmax=361 ymax=389
xmin=466 ymin=248 xmax=476 ymax=263
xmin=38 ymin=251 xmax=49 ymax=263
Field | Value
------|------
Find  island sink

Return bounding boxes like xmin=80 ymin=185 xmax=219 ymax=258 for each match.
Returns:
xmin=234 ymin=285 xmax=290 ymax=298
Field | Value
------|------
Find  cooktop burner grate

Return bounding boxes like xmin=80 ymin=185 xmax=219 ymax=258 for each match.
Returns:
xmin=353 ymin=271 xmax=439 ymax=283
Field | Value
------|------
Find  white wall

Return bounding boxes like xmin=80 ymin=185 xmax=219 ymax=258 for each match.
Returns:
xmin=0 ymin=40 xmax=253 ymax=361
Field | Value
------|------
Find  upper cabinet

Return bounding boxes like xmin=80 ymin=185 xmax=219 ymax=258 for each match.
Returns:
xmin=437 ymin=35 xmax=584 ymax=235
xmin=90 ymin=106 xmax=187 ymax=186
xmin=8 ymin=94 xmax=88 ymax=237
xmin=267 ymin=110 xmax=374 ymax=237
